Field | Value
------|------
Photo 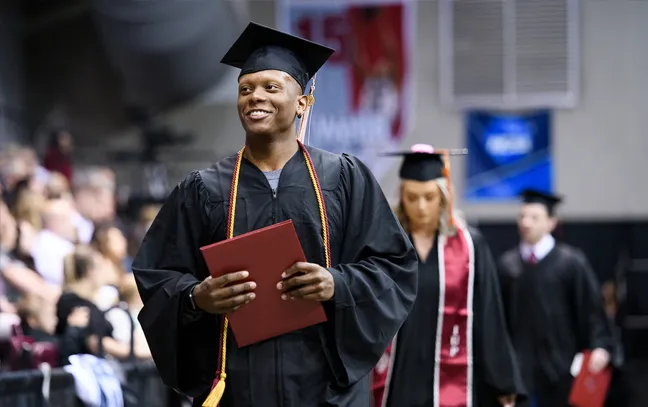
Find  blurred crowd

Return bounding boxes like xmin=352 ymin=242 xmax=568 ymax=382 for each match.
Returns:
xmin=0 ymin=129 xmax=159 ymax=371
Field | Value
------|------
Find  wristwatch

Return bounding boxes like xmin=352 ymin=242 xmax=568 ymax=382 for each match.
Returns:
xmin=188 ymin=284 xmax=199 ymax=311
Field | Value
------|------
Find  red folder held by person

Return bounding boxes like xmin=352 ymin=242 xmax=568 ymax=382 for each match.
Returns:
xmin=200 ymin=220 xmax=328 ymax=347
xmin=568 ymin=350 xmax=612 ymax=407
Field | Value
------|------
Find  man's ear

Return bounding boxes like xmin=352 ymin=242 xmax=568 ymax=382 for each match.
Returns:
xmin=548 ymin=216 xmax=558 ymax=232
xmin=296 ymin=94 xmax=308 ymax=117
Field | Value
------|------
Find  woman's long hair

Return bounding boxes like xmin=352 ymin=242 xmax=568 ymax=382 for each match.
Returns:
xmin=91 ymin=222 xmax=126 ymax=273
xmin=63 ymin=245 xmax=98 ymax=289
xmin=13 ymin=188 xmax=45 ymax=231
xmin=395 ymin=177 xmax=463 ymax=237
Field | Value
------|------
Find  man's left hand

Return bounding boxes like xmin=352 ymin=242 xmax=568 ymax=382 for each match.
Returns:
xmin=588 ymin=348 xmax=610 ymax=374
xmin=278 ymin=262 xmax=335 ymax=301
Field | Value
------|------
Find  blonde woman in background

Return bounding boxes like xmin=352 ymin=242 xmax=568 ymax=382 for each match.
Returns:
xmin=91 ymin=222 xmax=130 ymax=310
xmin=57 ymin=245 xmax=149 ymax=361
xmin=12 ymin=187 xmax=45 ymax=232
xmin=0 ymin=198 xmax=60 ymax=305
xmin=372 ymin=144 xmax=526 ymax=407
xmin=91 ymin=222 xmax=129 ymax=277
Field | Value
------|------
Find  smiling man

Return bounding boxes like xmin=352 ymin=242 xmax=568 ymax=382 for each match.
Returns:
xmin=131 ymin=22 xmax=418 ymax=407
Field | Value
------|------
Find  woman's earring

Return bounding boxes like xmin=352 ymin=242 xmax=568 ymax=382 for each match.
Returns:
xmin=297 ymin=112 xmax=303 ymax=119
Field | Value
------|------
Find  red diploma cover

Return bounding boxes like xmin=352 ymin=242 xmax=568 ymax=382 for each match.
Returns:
xmin=200 ymin=220 xmax=328 ymax=347
xmin=568 ymin=350 xmax=612 ymax=407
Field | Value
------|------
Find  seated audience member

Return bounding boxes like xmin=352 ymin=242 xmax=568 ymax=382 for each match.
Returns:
xmin=1 ymin=198 xmax=60 ymax=304
xmin=124 ymin=204 xmax=162 ymax=274
xmin=9 ymin=189 xmax=41 ymax=270
xmin=0 ymin=146 xmax=31 ymax=202
xmin=71 ymin=166 xmax=117 ymax=244
xmin=57 ymin=245 xmax=149 ymax=360
xmin=92 ymin=222 xmax=129 ymax=278
xmin=105 ymin=274 xmax=151 ymax=359
xmin=12 ymin=182 xmax=45 ymax=231
xmin=31 ymin=198 xmax=77 ymax=286
xmin=46 ymin=171 xmax=73 ymax=201
xmin=91 ymin=222 xmax=129 ymax=310
xmin=43 ymin=129 xmax=74 ymax=183
xmin=17 ymin=293 xmax=90 ymax=365
xmin=17 ymin=293 xmax=58 ymax=341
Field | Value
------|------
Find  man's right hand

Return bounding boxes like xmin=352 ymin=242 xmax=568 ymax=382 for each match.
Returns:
xmin=192 ymin=271 xmax=256 ymax=315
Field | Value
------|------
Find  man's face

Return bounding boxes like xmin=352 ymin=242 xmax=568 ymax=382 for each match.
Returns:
xmin=237 ymin=70 xmax=306 ymax=137
xmin=517 ymin=203 xmax=556 ymax=245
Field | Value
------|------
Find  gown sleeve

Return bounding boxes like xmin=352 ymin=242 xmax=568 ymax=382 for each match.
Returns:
xmin=570 ymin=249 xmax=615 ymax=353
xmin=496 ymin=252 xmax=516 ymax=330
xmin=471 ymin=230 xmax=527 ymax=404
xmin=323 ymin=155 xmax=418 ymax=387
xmin=132 ymin=171 xmax=220 ymax=397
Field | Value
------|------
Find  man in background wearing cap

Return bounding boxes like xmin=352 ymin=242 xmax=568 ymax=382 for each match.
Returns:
xmin=498 ymin=189 xmax=615 ymax=407
xmin=132 ymin=22 xmax=418 ymax=407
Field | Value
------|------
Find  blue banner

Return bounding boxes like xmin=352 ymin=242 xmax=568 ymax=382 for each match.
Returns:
xmin=464 ymin=110 xmax=553 ymax=201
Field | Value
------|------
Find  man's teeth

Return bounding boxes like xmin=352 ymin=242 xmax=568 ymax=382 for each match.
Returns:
xmin=249 ymin=110 xmax=269 ymax=118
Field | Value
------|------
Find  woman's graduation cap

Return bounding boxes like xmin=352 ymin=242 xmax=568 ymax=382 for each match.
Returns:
xmin=382 ymin=144 xmax=468 ymax=227
xmin=220 ymin=22 xmax=335 ymax=143
xmin=381 ymin=144 xmax=468 ymax=182
xmin=520 ymin=188 xmax=563 ymax=216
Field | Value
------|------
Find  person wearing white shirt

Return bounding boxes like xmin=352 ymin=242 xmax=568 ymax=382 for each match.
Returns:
xmin=71 ymin=166 xmax=117 ymax=244
xmin=72 ymin=212 xmax=94 ymax=245
xmin=498 ymin=189 xmax=615 ymax=407
xmin=31 ymin=199 xmax=77 ymax=286
xmin=519 ymin=233 xmax=555 ymax=265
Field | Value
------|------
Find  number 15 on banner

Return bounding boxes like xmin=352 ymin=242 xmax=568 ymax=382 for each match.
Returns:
xmin=294 ymin=13 xmax=353 ymax=64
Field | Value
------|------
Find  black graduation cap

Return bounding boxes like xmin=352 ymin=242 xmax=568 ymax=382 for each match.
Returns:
xmin=382 ymin=144 xmax=468 ymax=182
xmin=520 ymin=188 xmax=563 ymax=216
xmin=220 ymin=22 xmax=335 ymax=91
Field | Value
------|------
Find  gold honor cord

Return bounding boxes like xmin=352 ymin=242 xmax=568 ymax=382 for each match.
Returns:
xmin=202 ymin=138 xmax=331 ymax=407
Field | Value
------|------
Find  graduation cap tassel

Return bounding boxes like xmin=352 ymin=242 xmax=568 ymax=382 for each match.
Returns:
xmin=204 ymin=141 xmax=332 ymax=407
xmin=441 ymin=150 xmax=456 ymax=228
xmin=202 ymin=326 xmax=227 ymax=406
xmin=297 ymin=74 xmax=317 ymax=144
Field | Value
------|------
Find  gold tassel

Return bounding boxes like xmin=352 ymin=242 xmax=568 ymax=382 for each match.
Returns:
xmin=202 ymin=373 xmax=227 ymax=407
xmin=203 ymin=316 xmax=229 ymax=407
xmin=297 ymin=75 xmax=317 ymax=144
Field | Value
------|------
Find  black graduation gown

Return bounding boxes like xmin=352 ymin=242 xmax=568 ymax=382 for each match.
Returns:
xmin=498 ymin=244 xmax=614 ymax=407
xmin=384 ymin=229 xmax=526 ymax=407
xmin=132 ymin=145 xmax=418 ymax=407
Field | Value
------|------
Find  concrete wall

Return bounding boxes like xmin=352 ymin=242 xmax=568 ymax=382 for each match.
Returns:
xmin=64 ymin=0 xmax=648 ymax=220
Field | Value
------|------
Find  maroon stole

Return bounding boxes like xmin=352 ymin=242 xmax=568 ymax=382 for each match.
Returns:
xmin=372 ymin=223 xmax=475 ymax=407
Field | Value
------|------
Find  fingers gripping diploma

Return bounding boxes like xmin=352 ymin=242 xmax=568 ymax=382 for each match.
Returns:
xmin=193 ymin=271 xmax=257 ymax=315
xmin=277 ymin=262 xmax=335 ymax=301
